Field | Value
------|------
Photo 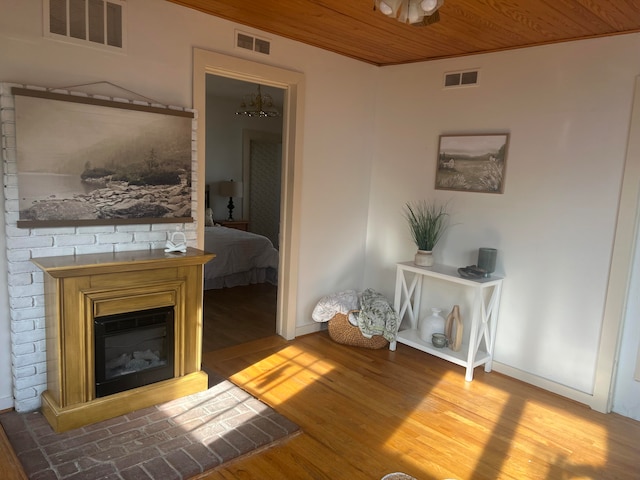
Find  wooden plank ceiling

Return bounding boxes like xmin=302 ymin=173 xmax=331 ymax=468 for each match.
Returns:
xmin=167 ymin=0 xmax=640 ymax=66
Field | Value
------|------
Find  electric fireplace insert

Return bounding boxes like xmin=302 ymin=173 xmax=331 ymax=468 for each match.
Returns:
xmin=94 ymin=306 xmax=175 ymax=398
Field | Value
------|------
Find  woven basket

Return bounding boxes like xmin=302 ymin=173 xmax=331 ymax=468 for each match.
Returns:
xmin=327 ymin=311 xmax=388 ymax=349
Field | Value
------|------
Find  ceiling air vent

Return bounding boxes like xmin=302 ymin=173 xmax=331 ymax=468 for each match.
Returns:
xmin=444 ymin=69 xmax=479 ymax=88
xmin=235 ymin=31 xmax=271 ymax=55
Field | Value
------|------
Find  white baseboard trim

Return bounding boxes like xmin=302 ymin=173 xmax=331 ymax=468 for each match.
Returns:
xmin=492 ymin=361 xmax=598 ymax=410
xmin=295 ymin=321 xmax=324 ymax=337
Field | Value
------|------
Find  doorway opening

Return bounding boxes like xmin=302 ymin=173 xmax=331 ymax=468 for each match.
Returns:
xmin=203 ymin=75 xmax=283 ymax=351
xmin=193 ymin=48 xmax=303 ymax=352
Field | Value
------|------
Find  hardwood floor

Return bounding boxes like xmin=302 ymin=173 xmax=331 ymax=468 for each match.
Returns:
xmin=200 ymin=334 xmax=640 ymax=479
xmin=202 ymin=283 xmax=277 ymax=352
xmin=3 ymin=285 xmax=640 ymax=479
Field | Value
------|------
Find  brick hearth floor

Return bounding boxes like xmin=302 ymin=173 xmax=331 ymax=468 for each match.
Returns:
xmin=0 ymin=374 xmax=300 ymax=479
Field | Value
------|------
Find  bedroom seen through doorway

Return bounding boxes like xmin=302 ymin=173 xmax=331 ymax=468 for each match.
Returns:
xmin=202 ymin=73 xmax=284 ymax=353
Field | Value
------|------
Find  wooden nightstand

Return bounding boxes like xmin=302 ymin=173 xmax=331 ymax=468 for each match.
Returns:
xmin=218 ymin=220 xmax=249 ymax=231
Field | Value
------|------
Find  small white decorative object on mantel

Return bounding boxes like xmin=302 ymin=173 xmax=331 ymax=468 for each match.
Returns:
xmin=164 ymin=231 xmax=187 ymax=253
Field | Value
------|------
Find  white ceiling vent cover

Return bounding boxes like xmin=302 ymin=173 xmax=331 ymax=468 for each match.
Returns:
xmin=444 ymin=69 xmax=479 ymax=88
xmin=235 ymin=31 xmax=271 ymax=55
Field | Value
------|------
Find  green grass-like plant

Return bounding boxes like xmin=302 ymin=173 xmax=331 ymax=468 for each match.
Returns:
xmin=404 ymin=200 xmax=449 ymax=251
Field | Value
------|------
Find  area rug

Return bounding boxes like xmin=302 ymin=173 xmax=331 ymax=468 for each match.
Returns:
xmin=0 ymin=373 xmax=300 ymax=479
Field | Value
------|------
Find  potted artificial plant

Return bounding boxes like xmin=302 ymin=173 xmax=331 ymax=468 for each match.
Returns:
xmin=404 ymin=200 xmax=449 ymax=267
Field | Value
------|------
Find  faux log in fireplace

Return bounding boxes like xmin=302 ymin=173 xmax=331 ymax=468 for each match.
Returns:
xmin=32 ymin=247 xmax=214 ymax=433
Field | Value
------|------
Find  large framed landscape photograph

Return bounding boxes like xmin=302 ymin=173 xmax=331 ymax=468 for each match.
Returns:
xmin=13 ymin=88 xmax=194 ymax=228
xmin=435 ymin=133 xmax=509 ymax=194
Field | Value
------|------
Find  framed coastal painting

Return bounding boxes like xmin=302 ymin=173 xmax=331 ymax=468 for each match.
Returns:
xmin=435 ymin=133 xmax=509 ymax=194
xmin=13 ymin=87 xmax=194 ymax=228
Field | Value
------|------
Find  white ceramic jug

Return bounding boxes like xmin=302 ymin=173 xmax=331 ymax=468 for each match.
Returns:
xmin=419 ymin=308 xmax=445 ymax=343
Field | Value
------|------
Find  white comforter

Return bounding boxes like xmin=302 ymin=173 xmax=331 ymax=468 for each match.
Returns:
xmin=204 ymin=226 xmax=279 ymax=289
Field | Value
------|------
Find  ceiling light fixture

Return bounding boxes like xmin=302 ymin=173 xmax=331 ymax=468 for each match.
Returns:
xmin=373 ymin=0 xmax=443 ymax=25
xmin=235 ymin=84 xmax=280 ymax=118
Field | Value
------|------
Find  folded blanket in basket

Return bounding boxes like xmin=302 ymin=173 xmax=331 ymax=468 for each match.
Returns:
xmin=356 ymin=289 xmax=399 ymax=343
xmin=311 ymin=290 xmax=359 ymax=322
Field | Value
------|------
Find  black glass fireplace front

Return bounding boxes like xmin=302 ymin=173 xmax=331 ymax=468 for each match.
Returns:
xmin=94 ymin=306 xmax=175 ymax=398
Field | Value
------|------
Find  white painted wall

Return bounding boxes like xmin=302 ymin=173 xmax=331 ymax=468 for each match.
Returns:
xmin=0 ymin=0 xmax=376 ymax=410
xmin=365 ymin=35 xmax=640 ymax=397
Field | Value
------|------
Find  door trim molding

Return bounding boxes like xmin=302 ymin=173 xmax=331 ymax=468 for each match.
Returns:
xmin=593 ymin=75 xmax=640 ymax=412
xmin=193 ymin=48 xmax=305 ymax=340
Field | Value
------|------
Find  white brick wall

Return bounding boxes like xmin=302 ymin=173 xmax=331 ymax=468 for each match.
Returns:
xmin=1 ymin=82 xmax=199 ymax=412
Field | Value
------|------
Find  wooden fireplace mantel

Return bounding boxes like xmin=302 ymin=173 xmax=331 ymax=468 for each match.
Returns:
xmin=31 ymin=247 xmax=215 ymax=276
xmin=32 ymin=247 xmax=215 ymax=432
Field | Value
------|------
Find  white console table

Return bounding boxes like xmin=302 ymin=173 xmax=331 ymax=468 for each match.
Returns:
xmin=391 ymin=262 xmax=504 ymax=381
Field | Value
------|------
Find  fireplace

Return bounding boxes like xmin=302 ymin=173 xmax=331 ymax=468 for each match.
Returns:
xmin=32 ymin=248 xmax=214 ymax=432
xmin=95 ymin=306 xmax=175 ymax=398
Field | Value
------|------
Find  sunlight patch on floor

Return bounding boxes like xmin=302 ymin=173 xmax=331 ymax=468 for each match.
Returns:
xmin=382 ymin=419 xmax=472 ymax=479
xmin=512 ymin=400 xmax=610 ymax=469
xmin=377 ymin=372 xmax=498 ymax=479
xmin=229 ymin=344 xmax=337 ymax=407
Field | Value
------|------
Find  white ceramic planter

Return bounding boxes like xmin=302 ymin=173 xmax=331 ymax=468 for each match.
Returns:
xmin=414 ymin=250 xmax=434 ymax=267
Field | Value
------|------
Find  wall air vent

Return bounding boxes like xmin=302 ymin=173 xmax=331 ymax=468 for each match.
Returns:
xmin=444 ymin=69 xmax=479 ymax=88
xmin=235 ymin=30 xmax=271 ymax=55
xmin=44 ymin=0 xmax=126 ymax=51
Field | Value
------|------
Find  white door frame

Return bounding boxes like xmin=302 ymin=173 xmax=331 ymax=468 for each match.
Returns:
xmin=593 ymin=76 xmax=640 ymax=412
xmin=193 ymin=48 xmax=304 ymax=340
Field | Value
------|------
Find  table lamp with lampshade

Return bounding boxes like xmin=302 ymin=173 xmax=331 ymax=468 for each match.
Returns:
xmin=218 ymin=180 xmax=243 ymax=221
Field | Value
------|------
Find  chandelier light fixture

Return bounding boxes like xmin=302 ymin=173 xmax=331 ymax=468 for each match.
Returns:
xmin=235 ymin=84 xmax=280 ymax=118
xmin=374 ymin=0 xmax=443 ymax=25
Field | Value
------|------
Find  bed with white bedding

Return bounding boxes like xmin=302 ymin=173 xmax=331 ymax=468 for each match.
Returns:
xmin=204 ymin=225 xmax=279 ymax=289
